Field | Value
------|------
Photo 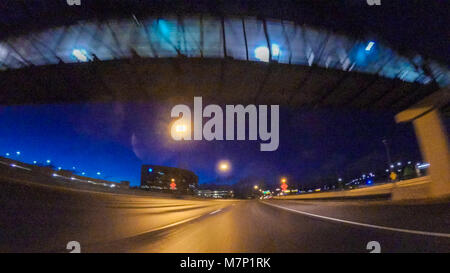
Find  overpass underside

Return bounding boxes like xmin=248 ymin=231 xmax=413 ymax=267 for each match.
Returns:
xmin=0 ymin=57 xmax=438 ymax=111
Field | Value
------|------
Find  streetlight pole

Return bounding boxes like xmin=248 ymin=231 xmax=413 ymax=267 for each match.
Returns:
xmin=382 ymin=139 xmax=393 ymax=169
xmin=382 ymin=138 xmax=398 ymax=183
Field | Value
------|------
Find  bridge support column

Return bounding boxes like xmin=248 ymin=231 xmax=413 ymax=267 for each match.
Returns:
xmin=395 ymin=89 xmax=450 ymax=199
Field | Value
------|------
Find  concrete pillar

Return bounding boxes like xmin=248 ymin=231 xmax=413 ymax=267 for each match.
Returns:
xmin=412 ymin=110 xmax=450 ymax=198
xmin=395 ymin=88 xmax=450 ymax=199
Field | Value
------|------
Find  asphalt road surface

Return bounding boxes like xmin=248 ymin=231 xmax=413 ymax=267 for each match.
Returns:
xmin=1 ymin=178 xmax=449 ymax=253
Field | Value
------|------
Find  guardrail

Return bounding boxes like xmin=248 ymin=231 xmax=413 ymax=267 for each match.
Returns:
xmin=273 ymin=176 xmax=432 ymax=201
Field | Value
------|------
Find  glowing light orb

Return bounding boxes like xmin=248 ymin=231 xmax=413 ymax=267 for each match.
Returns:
xmin=175 ymin=124 xmax=187 ymax=132
xmin=217 ymin=160 xmax=231 ymax=174
xmin=254 ymin=44 xmax=281 ymax=62
xmin=72 ymin=49 xmax=89 ymax=62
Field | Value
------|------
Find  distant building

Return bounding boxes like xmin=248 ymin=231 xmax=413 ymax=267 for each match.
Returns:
xmin=140 ymin=165 xmax=198 ymax=194
xmin=196 ymin=189 xmax=234 ymax=199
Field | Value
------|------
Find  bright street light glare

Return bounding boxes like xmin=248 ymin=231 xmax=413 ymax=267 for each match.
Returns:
xmin=171 ymin=121 xmax=191 ymax=140
xmin=254 ymin=44 xmax=281 ymax=62
xmin=217 ymin=160 xmax=231 ymax=174
xmin=72 ymin=49 xmax=88 ymax=62
xmin=175 ymin=124 xmax=187 ymax=132
xmin=365 ymin=41 xmax=375 ymax=51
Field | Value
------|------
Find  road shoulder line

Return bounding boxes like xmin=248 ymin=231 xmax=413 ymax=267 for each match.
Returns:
xmin=261 ymin=201 xmax=450 ymax=238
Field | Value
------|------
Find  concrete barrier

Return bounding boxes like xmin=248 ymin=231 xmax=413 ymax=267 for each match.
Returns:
xmin=273 ymin=176 xmax=432 ymax=201
xmin=391 ymin=176 xmax=432 ymax=200
xmin=0 ymin=175 xmax=238 ymax=252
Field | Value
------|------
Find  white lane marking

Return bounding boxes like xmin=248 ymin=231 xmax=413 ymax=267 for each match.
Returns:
xmin=262 ymin=201 xmax=450 ymax=238
xmin=92 ymin=206 xmax=230 ymax=247
xmin=128 ymin=214 xmax=204 ymax=237
xmin=209 ymin=209 xmax=222 ymax=215
xmin=130 ymin=206 xmax=228 ymax=235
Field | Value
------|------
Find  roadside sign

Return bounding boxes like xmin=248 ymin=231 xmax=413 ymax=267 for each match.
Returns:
xmin=389 ymin=172 xmax=397 ymax=181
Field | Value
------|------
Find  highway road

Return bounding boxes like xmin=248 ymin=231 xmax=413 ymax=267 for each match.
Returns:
xmin=1 ymin=178 xmax=449 ymax=253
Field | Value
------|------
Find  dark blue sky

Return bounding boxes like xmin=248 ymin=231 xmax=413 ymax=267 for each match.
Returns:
xmin=0 ymin=102 xmax=422 ymax=187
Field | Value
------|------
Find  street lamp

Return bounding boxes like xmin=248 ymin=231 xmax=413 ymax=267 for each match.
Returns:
xmin=170 ymin=178 xmax=176 ymax=190
xmin=175 ymin=124 xmax=187 ymax=133
xmin=217 ymin=160 xmax=231 ymax=174
xmin=219 ymin=162 xmax=229 ymax=171
xmin=280 ymin=177 xmax=288 ymax=191
xmin=254 ymin=185 xmax=259 ymax=190
xmin=171 ymin=120 xmax=191 ymax=140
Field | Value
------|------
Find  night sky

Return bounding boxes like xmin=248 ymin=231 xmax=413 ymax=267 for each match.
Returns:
xmin=0 ymin=101 xmax=423 ymax=187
